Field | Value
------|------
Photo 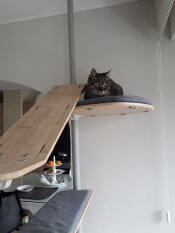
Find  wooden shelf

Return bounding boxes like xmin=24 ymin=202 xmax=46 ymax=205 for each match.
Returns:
xmin=74 ymin=102 xmax=154 ymax=117
xmin=0 ymin=84 xmax=84 ymax=182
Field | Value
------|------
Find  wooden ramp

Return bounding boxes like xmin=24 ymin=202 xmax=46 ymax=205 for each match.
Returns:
xmin=0 ymin=84 xmax=84 ymax=181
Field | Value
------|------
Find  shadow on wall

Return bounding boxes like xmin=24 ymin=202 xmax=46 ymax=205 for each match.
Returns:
xmin=108 ymin=0 xmax=158 ymax=39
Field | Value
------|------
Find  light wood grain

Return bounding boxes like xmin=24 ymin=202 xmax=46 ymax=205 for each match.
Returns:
xmin=74 ymin=102 xmax=154 ymax=117
xmin=0 ymin=84 xmax=84 ymax=181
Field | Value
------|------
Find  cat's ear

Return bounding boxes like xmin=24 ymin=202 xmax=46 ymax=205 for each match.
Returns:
xmin=90 ymin=68 xmax=97 ymax=77
xmin=106 ymin=69 xmax=112 ymax=77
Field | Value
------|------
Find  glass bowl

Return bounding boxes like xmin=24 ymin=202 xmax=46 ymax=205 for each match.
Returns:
xmin=40 ymin=169 xmax=65 ymax=186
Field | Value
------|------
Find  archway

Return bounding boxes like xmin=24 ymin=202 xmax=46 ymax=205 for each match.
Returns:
xmin=0 ymin=80 xmax=40 ymax=135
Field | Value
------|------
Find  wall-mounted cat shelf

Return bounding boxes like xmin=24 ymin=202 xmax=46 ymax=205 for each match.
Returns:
xmin=74 ymin=96 xmax=154 ymax=116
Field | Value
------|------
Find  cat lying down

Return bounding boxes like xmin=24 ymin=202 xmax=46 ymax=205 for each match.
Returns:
xmin=84 ymin=68 xmax=123 ymax=99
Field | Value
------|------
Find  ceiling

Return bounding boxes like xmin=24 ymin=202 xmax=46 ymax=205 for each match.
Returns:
xmin=0 ymin=0 xmax=137 ymax=24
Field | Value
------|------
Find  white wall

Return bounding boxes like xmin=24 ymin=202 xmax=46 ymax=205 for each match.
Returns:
xmin=0 ymin=14 xmax=69 ymax=93
xmin=0 ymin=1 xmax=174 ymax=233
xmin=159 ymin=33 xmax=175 ymax=232
xmin=75 ymin=1 xmax=169 ymax=233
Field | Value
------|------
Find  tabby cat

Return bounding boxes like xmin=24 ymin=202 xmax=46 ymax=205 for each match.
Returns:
xmin=84 ymin=68 xmax=123 ymax=99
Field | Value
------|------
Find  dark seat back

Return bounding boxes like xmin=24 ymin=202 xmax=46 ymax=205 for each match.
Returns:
xmin=19 ymin=189 xmax=93 ymax=233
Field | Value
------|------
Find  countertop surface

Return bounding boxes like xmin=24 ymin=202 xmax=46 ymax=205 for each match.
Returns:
xmin=5 ymin=172 xmax=72 ymax=203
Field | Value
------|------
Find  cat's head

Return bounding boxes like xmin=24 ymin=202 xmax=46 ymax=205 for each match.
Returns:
xmin=88 ymin=68 xmax=112 ymax=96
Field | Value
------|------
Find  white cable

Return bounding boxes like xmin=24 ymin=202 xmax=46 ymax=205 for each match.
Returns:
xmin=156 ymin=40 xmax=171 ymax=224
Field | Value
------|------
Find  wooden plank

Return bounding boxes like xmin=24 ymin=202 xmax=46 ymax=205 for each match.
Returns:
xmin=0 ymin=84 xmax=84 ymax=181
xmin=74 ymin=102 xmax=154 ymax=117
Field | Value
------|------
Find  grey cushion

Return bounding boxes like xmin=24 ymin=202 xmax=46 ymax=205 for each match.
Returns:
xmin=19 ymin=190 xmax=93 ymax=233
xmin=77 ymin=95 xmax=152 ymax=106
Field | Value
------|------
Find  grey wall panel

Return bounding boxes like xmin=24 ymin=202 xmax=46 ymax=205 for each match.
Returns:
xmin=155 ymin=0 xmax=175 ymax=36
xmin=170 ymin=4 xmax=175 ymax=39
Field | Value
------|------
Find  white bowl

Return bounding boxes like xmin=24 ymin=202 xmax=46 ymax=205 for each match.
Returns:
xmin=17 ymin=185 xmax=34 ymax=192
